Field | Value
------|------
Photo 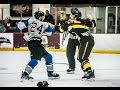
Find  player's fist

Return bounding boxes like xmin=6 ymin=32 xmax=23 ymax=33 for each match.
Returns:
xmin=86 ymin=14 xmax=92 ymax=20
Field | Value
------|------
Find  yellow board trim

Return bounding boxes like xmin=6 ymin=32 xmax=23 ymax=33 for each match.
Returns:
xmin=0 ymin=48 xmax=120 ymax=54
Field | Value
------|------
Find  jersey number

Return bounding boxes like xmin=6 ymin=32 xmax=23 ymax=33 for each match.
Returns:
xmin=31 ymin=22 xmax=43 ymax=34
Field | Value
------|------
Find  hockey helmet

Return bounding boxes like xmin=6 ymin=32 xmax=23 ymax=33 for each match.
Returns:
xmin=71 ymin=8 xmax=81 ymax=17
xmin=34 ymin=11 xmax=44 ymax=19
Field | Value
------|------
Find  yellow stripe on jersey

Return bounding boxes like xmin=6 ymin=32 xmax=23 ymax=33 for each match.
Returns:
xmin=68 ymin=20 xmax=81 ymax=24
xmin=82 ymin=42 xmax=89 ymax=59
xmin=69 ymin=25 xmax=89 ymax=30
xmin=59 ymin=26 xmax=64 ymax=33
xmin=91 ymin=21 xmax=94 ymax=28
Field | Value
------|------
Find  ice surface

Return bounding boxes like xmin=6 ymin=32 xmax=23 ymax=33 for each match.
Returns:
xmin=0 ymin=51 xmax=120 ymax=87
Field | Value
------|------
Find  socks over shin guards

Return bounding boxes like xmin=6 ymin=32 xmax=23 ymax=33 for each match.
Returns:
xmin=24 ymin=59 xmax=38 ymax=75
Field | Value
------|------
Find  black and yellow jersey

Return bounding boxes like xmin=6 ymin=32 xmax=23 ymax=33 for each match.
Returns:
xmin=60 ymin=18 xmax=96 ymax=37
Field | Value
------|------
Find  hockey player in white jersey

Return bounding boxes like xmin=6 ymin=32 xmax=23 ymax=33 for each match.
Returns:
xmin=16 ymin=10 xmax=59 ymax=81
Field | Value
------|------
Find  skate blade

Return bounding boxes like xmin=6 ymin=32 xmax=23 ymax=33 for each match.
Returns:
xmin=82 ymin=78 xmax=95 ymax=81
xmin=67 ymin=71 xmax=75 ymax=74
xmin=48 ymin=76 xmax=60 ymax=80
xmin=20 ymin=79 xmax=34 ymax=82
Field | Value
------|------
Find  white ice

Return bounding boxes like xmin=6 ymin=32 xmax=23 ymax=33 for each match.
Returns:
xmin=0 ymin=51 xmax=120 ymax=87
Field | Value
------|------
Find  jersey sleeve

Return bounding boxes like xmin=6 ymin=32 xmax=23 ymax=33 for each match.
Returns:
xmin=81 ymin=18 xmax=96 ymax=28
xmin=16 ymin=18 xmax=30 ymax=30
xmin=44 ymin=22 xmax=55 ymax=36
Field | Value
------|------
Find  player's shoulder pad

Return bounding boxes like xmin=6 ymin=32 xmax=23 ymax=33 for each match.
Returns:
xmin=28 ymin=17 xmax=36 ymax=24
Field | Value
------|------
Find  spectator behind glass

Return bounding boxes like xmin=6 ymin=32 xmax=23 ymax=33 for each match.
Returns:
xmin=4 ymin=16 xmax=19 ymax=32
xmin=43 ymin=10 xmax=55 ymax=25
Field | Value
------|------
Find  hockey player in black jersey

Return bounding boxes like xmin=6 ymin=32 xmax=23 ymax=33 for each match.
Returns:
xmin=16 ymin=10 xmax=59 ymax=81
xmin=58 ymin=8 xmax=96 ymax=80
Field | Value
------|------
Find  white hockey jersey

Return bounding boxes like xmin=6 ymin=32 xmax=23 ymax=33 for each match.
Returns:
xmin=17 ymin=18 xmax=55 ymax=41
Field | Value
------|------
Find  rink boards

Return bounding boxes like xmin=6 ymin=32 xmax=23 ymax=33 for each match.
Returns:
xmin=0 ymin=33 xmax=120 ymax=54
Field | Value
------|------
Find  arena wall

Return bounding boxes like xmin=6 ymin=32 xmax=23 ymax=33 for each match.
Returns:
xmin=0 ymin=33 xmax=120 ymax=54
xmin=60 ymin=33 xmax=120 ymax=54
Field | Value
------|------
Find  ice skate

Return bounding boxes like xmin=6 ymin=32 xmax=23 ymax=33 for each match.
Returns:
xmin=20 ymin=71 xmax=34 ymax=82
xmin=48 ymin=73 xmax=60 ymax=79
xmin=66 ymin=68 xmax=75 ymax=74
xmin=82 ymin=70 xmax=95 ymax=81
